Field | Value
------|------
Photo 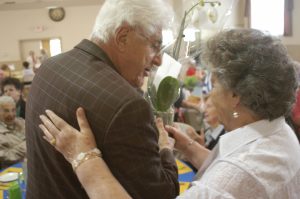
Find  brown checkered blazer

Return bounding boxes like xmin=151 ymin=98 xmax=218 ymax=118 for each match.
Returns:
xmin=25 ymin=39 xmax=179 ymax=199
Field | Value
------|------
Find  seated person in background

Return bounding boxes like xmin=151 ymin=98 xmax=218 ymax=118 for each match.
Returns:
xmin=174 ymin=94 xmax=225 ymax=159
xmin=0 ymin=64 xmax=11 ymax=96
xmin=22 ymin=61 xmax=35 ymax=85
xmin=0 ymin=96 xmax=26 ymax=169
xmin=39 ymin=29 xmax=300 ymax=199
xmin=202 ymin=95 xmax=225 ymax=150
xmin=1 ymin=77 xmax=26 ymax=119
xmin=0 ymin=64 xmax=11 ymax=78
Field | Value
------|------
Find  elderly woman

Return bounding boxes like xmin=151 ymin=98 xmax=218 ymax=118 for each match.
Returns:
xmin=39 ymin=29 xmax=300 ymax=198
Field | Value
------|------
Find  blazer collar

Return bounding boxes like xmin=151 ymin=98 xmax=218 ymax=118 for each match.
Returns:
xmin=75 ymin=39 xmax=118 ymax=73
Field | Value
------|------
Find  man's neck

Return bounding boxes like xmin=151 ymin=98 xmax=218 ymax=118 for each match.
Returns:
xmin=91 ymin=37 xmax=122 ymax=74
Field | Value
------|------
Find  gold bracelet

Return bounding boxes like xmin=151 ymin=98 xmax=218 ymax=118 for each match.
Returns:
xmin=71 ymin=148 xmax=102 ymax=171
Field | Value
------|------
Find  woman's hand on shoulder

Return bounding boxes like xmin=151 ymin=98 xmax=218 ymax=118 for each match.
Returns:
xmin=39 ymin=107 xmax=97 ymax=163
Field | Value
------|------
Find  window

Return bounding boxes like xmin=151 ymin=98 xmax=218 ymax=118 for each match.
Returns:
xmin=250 ymin=0 xmax=285 ymax=36
xmin=49 ymin=38 xmax=62 ymax=56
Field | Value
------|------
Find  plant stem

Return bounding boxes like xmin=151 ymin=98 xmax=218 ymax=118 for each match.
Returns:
xmin=172 ymin=1 xmax=221 ymax=60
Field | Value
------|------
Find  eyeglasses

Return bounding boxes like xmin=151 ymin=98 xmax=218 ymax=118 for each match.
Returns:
xmin=135 ymin=31 xmax=164 ymax=56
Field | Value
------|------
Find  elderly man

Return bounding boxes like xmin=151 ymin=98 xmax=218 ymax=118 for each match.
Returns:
xmin=25 ymin=0 xmax=178 ymax=199
xmin=0 ymin=96 xmax=26 ymax=169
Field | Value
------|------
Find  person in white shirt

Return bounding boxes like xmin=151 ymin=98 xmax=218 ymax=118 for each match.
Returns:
xmin=39 ymin=29 xmax=300 ymax=199
xmin=22 ymin=61 xmax=35 ymax=85
xmin=26 ymin=50 xmax=37 ymax=69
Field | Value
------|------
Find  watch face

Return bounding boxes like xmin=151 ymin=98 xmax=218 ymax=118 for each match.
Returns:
xmin=49 ymin=7 xmax=65 ymax=22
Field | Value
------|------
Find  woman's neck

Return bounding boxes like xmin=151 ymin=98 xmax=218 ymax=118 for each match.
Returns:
xmin=227 ymin=111 xmax=262 ymax=132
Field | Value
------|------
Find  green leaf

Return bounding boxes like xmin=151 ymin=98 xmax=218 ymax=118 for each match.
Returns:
xmin=156 ymin=76 xmax=180 ymax=111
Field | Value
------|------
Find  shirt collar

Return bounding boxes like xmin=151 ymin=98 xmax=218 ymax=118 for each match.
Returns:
xmin=219 ymin=117 xmax=285 ymax=158
xmin=210 ymin=125 xmax=224 ymax=140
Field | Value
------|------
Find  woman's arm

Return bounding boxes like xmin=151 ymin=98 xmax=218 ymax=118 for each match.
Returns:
xmin=76 ymin=157 xmax=131 ymax=199
xmin=39 ymin=108 xmax=131 ymax=199
xmin=165 ymin=125 xmax=210 ymax=169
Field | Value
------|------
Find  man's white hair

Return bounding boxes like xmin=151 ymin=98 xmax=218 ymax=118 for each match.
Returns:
xmin=0 ymin=96 xmax=15 ymax=107
xmin=91 ymin=0 xmax=173 ymax=42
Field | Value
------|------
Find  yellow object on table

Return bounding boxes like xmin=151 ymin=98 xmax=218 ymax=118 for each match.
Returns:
xmin=176 ymin=159 xmax=195 ymax=194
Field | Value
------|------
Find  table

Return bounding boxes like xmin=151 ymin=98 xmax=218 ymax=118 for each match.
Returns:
xmin=0 ymin=160 xmax=195 ymax=198
xmin=177 ymin=159 xmax=195 ymax=194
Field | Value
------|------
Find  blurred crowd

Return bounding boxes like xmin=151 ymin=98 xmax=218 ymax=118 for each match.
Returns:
xmin=0 ymin=49 xmax=49 ymax=170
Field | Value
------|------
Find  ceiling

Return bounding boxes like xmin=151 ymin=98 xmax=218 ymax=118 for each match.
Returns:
xmin=0 ymin=0 xmax=102 ymax=11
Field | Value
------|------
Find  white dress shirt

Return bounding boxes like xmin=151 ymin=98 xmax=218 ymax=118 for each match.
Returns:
xmin=23 ymin=68 xmax=35 ymax=83
xmin=177 ymin=117 xmax=300 ymax=199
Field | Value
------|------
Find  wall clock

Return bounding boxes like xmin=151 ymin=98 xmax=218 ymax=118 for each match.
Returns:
xmin=49 ymin=7 xmax=65 ymax=22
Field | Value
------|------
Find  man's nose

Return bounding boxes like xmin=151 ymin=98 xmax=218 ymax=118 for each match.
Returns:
xmin=152 ymin=53 xmax=163 ymax=67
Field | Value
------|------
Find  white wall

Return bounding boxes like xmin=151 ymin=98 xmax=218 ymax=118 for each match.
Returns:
xmin=0 ymin=4 xmax=101 ymax=63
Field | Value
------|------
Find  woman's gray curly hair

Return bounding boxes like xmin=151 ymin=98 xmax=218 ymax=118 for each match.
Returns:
xmin=201 ymin=29 xmax=298 ymax=120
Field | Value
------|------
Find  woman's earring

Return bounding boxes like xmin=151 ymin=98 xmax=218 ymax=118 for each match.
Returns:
xmin=232 ymin=111 xmax=239 ymax=118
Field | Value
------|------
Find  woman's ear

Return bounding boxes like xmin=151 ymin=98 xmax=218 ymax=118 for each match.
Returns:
xmin=231 ymin=92 xmax=240 ymax=108
xmin=114 ymin=26 xmax=131 ymax=52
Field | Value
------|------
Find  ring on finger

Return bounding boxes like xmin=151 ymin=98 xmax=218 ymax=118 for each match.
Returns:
xmin=50 ymin=138 xmax=56 ymax=146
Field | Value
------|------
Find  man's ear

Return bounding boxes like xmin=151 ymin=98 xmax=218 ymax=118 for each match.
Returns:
xmin=114 ymin=26 xmax=131 ymax=52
